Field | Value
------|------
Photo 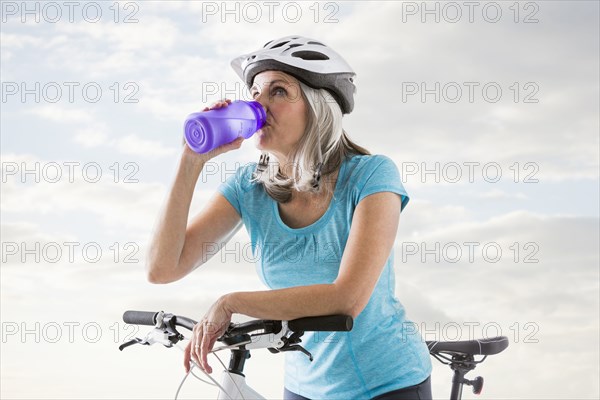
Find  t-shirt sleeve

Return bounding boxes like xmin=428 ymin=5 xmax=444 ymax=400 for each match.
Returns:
xmin=216 ymin=165 xmax=246 ymax=217
xmin=355 ymin=155 xmax=410 ymax=213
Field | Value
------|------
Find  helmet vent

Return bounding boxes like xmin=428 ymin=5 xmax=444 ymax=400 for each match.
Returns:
xmin=270 ymin=41 xmax=289 ymax=49
xmin=307 ymin=41 xmax=325 ymax=46
xmin=291 ymin=51 xmax=330 ymax=61
xmin=288 ymin=43 xmax=302 ymax=49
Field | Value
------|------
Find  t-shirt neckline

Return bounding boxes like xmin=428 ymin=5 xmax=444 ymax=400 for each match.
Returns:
xmin=272 ymin=157 xmax=348 ymax=234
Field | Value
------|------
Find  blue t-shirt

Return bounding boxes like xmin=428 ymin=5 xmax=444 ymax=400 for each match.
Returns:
xmin=217 ymin=154 xmax=432 ymax=399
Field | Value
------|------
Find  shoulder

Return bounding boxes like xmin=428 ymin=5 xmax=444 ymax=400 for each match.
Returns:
xmin=237 ymin=160 xmax=257 ymax=179
xmin=344 ymin=153 xmax=409 ymax=210
xmin=345 ymin=154 xmax=400 ymax=182
xmin=231 ymin=161 xmax=259 ymax=192
xmin=346 ymin=153 xmax=397 ymax=168
xmin=220 ymin=162 xmax=257 ymax=192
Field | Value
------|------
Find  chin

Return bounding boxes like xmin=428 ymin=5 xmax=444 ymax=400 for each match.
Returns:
xmin=255 ymin=134 xmax=270 ymax=151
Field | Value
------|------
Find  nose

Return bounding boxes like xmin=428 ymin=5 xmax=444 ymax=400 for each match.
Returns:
xmin=252 ymin=94 xmax=270 ymax=123
xmin=253 ymin=91 xmax=269 ymax=110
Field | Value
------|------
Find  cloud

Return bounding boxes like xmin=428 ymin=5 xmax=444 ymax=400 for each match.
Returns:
xmin=73 ymin=127 xmax=109 ymax=148
xmin=24 ymin=104 xmax=93 ymax=123
xmin=474 ymin=188 xmax=528 ymax=200
xmin=336 ymin=2 xmax=600 ymax=182
xmin=16 ymin=105 xmax=179 ymax=158
xmin=0 ymin=32 xmax=43 ymax=48
xmin=54 ymin=15 xmax=179 ymax=51
xmin=1 ymin=221 xmax=73 ymax=244
xmin=114 ymin=134 xmax=178 ymax=157
xmin=395 ymin=210 xmax=599 ymax=320
xmin=398 ymin=199 xmax=472 ymax=238
xmin=1 ymin=153 xmax=167 ymax=233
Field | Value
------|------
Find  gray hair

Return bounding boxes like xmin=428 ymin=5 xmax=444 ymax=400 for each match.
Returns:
xmin=251 ymin=82 xmax=370 ymax=203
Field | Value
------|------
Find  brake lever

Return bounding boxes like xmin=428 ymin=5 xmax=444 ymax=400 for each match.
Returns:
xmin=268 ymin=330 xmax=313 ymax=361
xmin=119 ymin=311 xmax=187 ymax=352
xmin=119 ymin=337 xmax=147 ymax=351
xmin=276 ymin=343 xmax=313 ymax=361
xmin=118 ymin=327 xmax=181 ymax=351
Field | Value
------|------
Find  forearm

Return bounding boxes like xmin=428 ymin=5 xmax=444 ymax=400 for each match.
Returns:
xmin=223 ymin=284 xmax=355 ymax=322
xmin=146 ymin=148 xmax=206 ymax=282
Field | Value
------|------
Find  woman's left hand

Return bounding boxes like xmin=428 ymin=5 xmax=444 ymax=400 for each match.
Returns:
xmin=183 ymin=295 xmax=233 ymax=374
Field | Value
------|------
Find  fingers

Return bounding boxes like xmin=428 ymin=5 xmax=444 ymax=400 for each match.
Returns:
xmin=200 ymin=330 xmax=213 ymax=374
xmin=183 ymin=340 xmax=192 ymax=374
xmin=203 ymin=98 xmax=232 ymax=112
xmin=229 ymin=136 xmax=244 ymax=149
xmin=188 ymin=321 xmax=221 ymax=375
xmin=207 ymin=136 xmax=244 ymax=159
xmin=193 ymin=323 xmax=203 ymax=369
xmin=182 ymin=322 xmax=203 ymax=374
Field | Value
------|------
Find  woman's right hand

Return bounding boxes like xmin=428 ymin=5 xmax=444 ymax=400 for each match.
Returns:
xmin=182 ymin=98 xmax=244 ymax=164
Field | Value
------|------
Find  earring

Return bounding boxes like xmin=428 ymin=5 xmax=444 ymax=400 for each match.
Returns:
xmin=311 ymin=162 xmax=323 ymax=189
xmin=253 ymin=153 xmax=270 ymax=180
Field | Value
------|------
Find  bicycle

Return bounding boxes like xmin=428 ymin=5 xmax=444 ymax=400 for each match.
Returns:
xmin=119 ymin=310 xmax=508 ymax=400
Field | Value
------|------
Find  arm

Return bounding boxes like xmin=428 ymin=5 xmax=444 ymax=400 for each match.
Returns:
xmin=185 ymin=191 xmax=402 ymax=373
xmin=224 ymin=191 xmax=402 ymax=320
xmin=146 ymin=140 xmax=243 ymax=284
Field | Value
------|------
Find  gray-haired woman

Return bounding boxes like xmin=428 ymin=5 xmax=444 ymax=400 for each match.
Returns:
xmin=147 ymin=35 xmax=433 ymax=400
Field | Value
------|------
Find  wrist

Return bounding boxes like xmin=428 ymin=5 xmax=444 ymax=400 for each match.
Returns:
xmin=181 ymin=143 xmax=209 ymax=167
xmin=178 ymin=147 xmax=208 ymax=183
xmin=220 ymin=293 xmax=238 ymax=316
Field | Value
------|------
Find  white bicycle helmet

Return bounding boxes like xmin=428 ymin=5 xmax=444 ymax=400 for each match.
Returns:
xmin=231 ymin=35 xmax=356 ymax=114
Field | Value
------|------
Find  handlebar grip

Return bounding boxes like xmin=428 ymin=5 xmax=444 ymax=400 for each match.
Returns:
xmin=288 ymin=315 xmax=353 ymax=332
xmin=123 ymin=310 xmax=158 ymax=326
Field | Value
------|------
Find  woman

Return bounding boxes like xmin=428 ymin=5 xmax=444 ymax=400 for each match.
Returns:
xmin=147 ymin=35 xmax=433 ymax=400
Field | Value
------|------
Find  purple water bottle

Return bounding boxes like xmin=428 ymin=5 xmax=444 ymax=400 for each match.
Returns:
xmin=184 ymin=100 xmax=266 ymax=154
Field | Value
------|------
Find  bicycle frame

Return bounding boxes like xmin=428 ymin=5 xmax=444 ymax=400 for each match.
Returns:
xmin=217 ymin=371 xmax=264 ymax=399
xmin=214 ymin=350 xmax=264 ymax=400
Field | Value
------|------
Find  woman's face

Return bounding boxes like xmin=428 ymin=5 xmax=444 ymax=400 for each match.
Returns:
xmin=250 ymin=70 xmax=307 ymax=158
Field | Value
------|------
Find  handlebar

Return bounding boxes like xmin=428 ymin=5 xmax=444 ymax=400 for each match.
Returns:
xmin=120 ymin=310 xmax=353 ymax=359
xmin=122 ymin=310 xmax=353 ymax=336
xmin=123 ymin=310 xmax=197 ymax=330
xmin=123 ymin=310 xmax=160 ymax=326
xmin=288 ymin=315 xmax=353 ymax=332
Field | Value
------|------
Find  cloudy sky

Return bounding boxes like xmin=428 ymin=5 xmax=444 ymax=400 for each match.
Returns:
xmin=1 ymin=1 xmax=598 ymax=399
